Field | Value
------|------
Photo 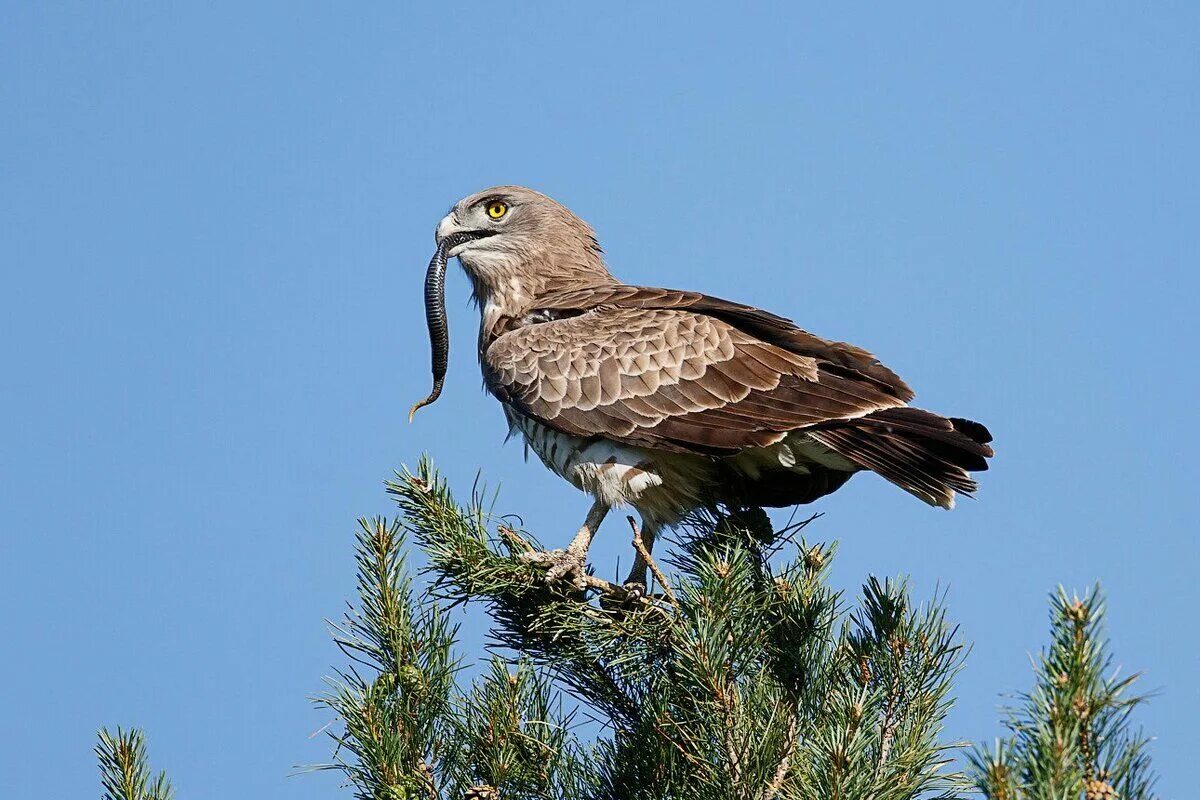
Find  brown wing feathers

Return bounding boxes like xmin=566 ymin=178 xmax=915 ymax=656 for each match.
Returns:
xmin=536 ymin=285 xmax=914 ymax=403
xmin=486 ymin=303 xmax=901 ymax=454
xmin=486 ymin=285 xmax=992 ymax=505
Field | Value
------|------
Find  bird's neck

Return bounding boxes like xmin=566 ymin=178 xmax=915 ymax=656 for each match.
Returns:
xmin=461 ymin=250 xmax=617 ymax=339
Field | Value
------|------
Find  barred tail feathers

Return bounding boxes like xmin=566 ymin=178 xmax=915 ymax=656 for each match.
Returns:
xmin=808 ymin=407 xmax=994 ymax=509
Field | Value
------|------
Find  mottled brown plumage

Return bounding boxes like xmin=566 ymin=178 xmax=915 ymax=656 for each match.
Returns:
xmin=418 ymin=186 xmax=993 ymax=590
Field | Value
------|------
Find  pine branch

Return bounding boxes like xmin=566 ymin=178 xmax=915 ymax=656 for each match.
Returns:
xmin=387 ymin=460 xmax=669 ymax=728
xmin=91 ymin=457 xmax=1167 ymax=800
xmin=383 ymin=461 xmax=968 ymax=799
xmin=308 ymin=507 xmax=591 ymax=800
xmin=442 ymin=657 xmax=593 ymax=799
xmin=311 ymin=517 xmax=460 ymax=799
xmin=96 ymin=727 xmax=174 ymax=800
xmin=627 ymin=515 xmax=679 ymax=609
xmin=968 ymin=585 xmax=1159 ymax=800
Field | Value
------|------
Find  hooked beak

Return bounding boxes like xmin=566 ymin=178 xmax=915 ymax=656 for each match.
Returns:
xmin=435 ymin=212 xmax=496 ymax=257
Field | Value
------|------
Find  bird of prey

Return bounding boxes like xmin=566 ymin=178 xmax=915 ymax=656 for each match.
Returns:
xmin=411 ymin=186 xmax=993 ymax=593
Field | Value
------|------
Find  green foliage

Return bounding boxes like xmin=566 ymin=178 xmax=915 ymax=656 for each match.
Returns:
xmin=306 ymin=515 xmax=590 ymax=799
xmin=968 ymin=587 xmax=1158 ymax=800
xmin=94 ymin=457 xmax=1160 ymax=799
xmin=96 ymin=727 xmax=174 ymax=800
xmin=312 ymin=517 xmax=461 ymax=799
xmin=387 ymin=457 xmax=968 ymax=799
xmin=442 ymin=658 xmax=591 ymax=799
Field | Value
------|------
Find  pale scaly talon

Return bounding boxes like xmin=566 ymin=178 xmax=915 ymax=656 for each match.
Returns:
xmin=519 ymin=548 xmax=563 ymax=565
xmin=520 ymin=548 xmax=588 ymax=588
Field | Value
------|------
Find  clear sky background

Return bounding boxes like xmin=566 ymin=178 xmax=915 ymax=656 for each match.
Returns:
xmin=2 ymin=4 xmax=1196 ymax=797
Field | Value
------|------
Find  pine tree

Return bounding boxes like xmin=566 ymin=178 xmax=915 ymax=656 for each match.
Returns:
xmin=967 ymin=587 xmax=1158 ymax=800
xmin=96 ymin=458 xmax=1159 ymax=798
xmin=95 ymin=727 xmax=174 ymax=800
xmin=379 ymin=458 xmax=967 ymax=799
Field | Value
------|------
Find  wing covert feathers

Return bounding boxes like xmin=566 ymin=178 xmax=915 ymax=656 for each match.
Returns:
xmin=485 ymin=300 xmax=906 ymax=454
xmin=485 ymin=284 xmax=992 ymax=506
xmin=534 ymin=285 xmax=914 ymax=402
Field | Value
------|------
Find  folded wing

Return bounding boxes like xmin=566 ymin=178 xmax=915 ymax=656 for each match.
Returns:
xmin=484 ymin=287 xmax=912 ymax=455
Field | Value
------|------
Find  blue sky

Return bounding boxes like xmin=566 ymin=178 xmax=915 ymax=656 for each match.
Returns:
xmin=2 ymin=3 xmax=1196 ymax=797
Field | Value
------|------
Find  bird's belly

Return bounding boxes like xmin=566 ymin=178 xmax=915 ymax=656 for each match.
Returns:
xmin=505 ymin=408 xmax=710 ymax=523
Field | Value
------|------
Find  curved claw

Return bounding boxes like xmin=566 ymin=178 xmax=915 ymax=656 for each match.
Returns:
xmin=521 ymin=548 xmax=588 ymax=589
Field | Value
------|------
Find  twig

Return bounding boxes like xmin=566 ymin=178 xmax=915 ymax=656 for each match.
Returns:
xmin=579 ymin=572 xmax=669 ymax=613
xmin=719 ymin=629 xmax=744 ymax=794
xmin=762 ymin=511 xmax=822 ymax=561
xmin=496 ymin=525 xmax=536 ymax=555
xmin=627 ymin=516 xmax=680 ymax=609
xmin=590 ymin=577 xmax=678 ymax=622
xmin=523 ymin=558 xmax=674 ymax=617
xmin=874 ymin=671 xmax=903 ymax=781
xmin=759 ymin=713 xmax=798 ymax=800
xmin=652 ymin=710 xmax=715 ymax=772
xmin=503 ymin=524 xmax=674 ymax=613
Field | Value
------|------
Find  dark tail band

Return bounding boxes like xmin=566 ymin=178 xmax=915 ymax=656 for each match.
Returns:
xmin=809 ymin=407 xmax=993 ymax=508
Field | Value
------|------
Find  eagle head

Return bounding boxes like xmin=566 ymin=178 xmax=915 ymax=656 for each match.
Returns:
xmin=435 ymin=186 xmax=614 ymax=313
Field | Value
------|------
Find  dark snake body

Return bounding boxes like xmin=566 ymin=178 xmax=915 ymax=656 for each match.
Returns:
xmin=409 ymin=231 xmax=491 ymax=420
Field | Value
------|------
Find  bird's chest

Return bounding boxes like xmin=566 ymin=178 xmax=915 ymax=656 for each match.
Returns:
xmin=502 ymin=406 xmax=665 ymax=505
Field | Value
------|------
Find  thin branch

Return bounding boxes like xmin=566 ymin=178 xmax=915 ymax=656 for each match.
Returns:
xmin=759 ymin=713 xmax=798 ymax=800
xmin=627 ymin=515 xmax=680 ymax=609
xmin=582 ymin=570 xmax=674 ymax=615
xmin=718 ymin=629 xmax=745 ymax=796
xmin=874 ymin=671 xmax=903 ymax=780
xmin=506 ymin=521 xmax=673 ymax=613
xmin=762 ymin=511 xmax=823 ymax=561
xmin=497 ymin=524 xmax=535 ymax=555
xmin=652 ymin=710 xmax=715 ymax=771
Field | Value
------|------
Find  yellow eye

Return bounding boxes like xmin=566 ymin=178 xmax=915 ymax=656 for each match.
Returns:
xmin=486 ymin=201 xmax=508 ymax=220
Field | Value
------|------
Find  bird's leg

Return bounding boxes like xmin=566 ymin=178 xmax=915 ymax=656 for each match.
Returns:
xmin=520 ymin=499 xmax=608 ymax=589
xmin=621 ymin=518 xmax=658 ymax=598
